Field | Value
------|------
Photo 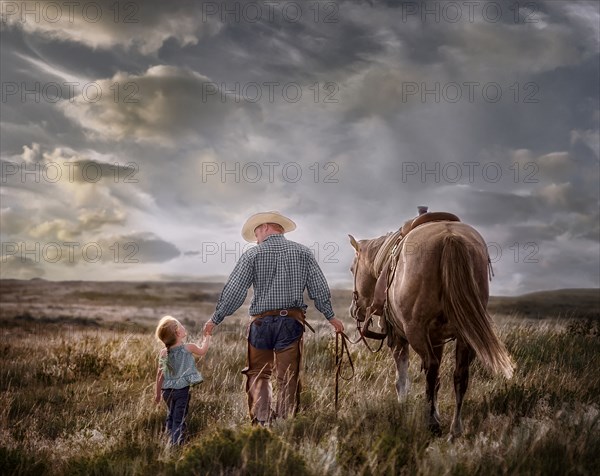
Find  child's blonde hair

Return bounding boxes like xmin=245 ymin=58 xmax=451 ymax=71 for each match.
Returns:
xmin=155 ymin=316 xmax=180 ymax=349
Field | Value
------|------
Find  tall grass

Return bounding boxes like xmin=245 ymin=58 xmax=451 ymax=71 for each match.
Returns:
xmin=1 ymin=316 xmax=599 ymax=475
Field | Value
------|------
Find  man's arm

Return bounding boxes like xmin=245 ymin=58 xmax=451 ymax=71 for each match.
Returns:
xmin=204 ymin=252 xmax=254 ymax=335
xmin=306 ymin=252 xmax=344 ymax=332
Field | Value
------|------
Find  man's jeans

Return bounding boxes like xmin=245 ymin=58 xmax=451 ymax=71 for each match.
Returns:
xmin=162 ymin=386 xmax=190 ymax=445
xmin=243 ymin=315 xmax=304 ymax=423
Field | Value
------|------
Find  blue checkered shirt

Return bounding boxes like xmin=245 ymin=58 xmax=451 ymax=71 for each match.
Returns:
xmin=211 ymin=234 xmax=335 ymax=324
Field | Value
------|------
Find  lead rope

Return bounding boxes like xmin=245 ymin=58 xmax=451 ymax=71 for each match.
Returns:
xmin=335 ymin=331 xmax=355 ymax=414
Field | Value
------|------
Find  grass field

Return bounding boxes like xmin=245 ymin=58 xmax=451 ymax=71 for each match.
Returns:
xmin=1 ymin=282 xmax=599 ymax=475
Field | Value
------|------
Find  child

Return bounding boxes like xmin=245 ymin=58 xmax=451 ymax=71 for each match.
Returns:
xmin=154 ymin=316 xmax=210 ymax=446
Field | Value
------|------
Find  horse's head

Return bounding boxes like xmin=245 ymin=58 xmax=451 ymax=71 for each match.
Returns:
xmin=348 ymin=234 xmax=378 ymax=322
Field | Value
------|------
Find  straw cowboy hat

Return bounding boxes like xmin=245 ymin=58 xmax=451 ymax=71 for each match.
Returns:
xmin=241 ymin=211 xmax=296 ymax=243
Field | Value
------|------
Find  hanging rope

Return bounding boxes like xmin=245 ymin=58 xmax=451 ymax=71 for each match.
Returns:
xmin=335 ymin=331 xmax=355 ymax=414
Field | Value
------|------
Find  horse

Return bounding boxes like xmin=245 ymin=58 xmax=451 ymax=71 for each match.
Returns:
xmin=348 ymin=213 xmax=514 ymax=439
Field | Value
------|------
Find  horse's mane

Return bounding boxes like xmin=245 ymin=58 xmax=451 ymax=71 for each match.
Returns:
xmin=371 ymin=229 xmax=403 ymax=276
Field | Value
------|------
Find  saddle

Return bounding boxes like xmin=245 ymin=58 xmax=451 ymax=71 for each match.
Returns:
xmin=401 ymin=211 xmax=460 ymax=236
xmin=369 ymin=211 xmax=460 ymax=317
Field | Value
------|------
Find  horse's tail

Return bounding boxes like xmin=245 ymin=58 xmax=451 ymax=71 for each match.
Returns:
xmin=441 ymin=234 xmax=514 ymax=378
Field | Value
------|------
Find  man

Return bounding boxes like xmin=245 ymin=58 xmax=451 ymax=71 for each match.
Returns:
xmin=203 ymin=211 xmax=344 ymax=425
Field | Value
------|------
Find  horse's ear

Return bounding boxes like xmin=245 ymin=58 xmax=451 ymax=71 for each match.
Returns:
xmin=348 ymin=234 xmax=360 ymax=252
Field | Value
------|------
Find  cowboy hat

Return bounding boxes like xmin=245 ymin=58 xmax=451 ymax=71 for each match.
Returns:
xmin=241 ymin=211 xmax=296 ymax=243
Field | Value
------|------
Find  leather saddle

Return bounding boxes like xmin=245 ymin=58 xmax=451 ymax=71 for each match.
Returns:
xmin=369 ymin=212 xmax=460 ymax=317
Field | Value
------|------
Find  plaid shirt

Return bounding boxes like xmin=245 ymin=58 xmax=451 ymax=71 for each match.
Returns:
xmin=211 ymin=234 xmax=335 ymax=324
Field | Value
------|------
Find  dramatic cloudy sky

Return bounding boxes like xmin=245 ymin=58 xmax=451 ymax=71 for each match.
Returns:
xmin=1 ymin=0 xmax=598 ymax=295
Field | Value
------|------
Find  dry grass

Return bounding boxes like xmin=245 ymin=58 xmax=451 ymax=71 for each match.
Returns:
xmin=1 ymin=283 xmax=599 ymax=475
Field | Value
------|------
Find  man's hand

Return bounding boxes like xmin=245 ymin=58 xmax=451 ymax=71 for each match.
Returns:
xmin=203 ymin=320 xmax=216 ymax=336
xmin=155 ymin=394 xmax=161 ymax=405
xmin=329 ymin=317 xmax=344 ymax=333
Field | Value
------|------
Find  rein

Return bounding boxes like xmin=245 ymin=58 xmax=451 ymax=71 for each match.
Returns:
xmin=334 ymin=331 xmax=355 ymax=413
xmin=350 ymin=313 xmax=386 ymax=352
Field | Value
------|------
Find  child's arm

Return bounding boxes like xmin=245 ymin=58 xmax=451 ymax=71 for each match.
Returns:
xmin=155 ymin=349 xmax=166 ymax=404
xmin=185 ymin=336 xmax=211 ymax=357
xmin=155 ymin=368 xmax=163 ymax=404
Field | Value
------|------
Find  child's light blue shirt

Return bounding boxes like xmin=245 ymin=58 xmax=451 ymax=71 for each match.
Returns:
xmin=160 ymin=344 xmax=203 ymax=389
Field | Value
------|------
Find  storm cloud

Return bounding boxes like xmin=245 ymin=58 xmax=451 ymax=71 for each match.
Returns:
xmin=1 ymin=0 xmax=598 ymax=294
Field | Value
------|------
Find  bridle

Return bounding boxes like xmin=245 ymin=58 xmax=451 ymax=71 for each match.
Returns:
xmin=350 ymin=250 xmax=386 ymax=352
xmin=335 ymin=239 xmax=394 ymax=413
xmin=350 ymin=254 xmax=361 ymax=319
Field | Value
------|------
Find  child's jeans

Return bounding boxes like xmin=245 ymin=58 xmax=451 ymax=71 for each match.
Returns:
xmin=162 ymin=386 xmax=190 ymax=445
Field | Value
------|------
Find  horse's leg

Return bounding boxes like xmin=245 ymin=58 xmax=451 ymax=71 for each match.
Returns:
xmin=425 ymin=342 xmax=445 ymax=436
xmin=450 ymin=338 xmax=475 ymax=440
xmin=391 ymin=337 xmax=410 ymax=400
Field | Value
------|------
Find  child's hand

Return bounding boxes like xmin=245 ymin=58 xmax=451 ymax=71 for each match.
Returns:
xmin=155 ymin=394 xmax=161 ymax=404
xmin=201 ymin=335 xmax=211 ymax=350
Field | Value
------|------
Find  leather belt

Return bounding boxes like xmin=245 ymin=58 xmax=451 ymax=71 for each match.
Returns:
xmin=252 ymin=308 xmax=315 ymax=333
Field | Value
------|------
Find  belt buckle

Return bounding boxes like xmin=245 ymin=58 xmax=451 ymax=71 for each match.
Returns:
xmin=279 ymin=309 xmax=288 ymax=316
